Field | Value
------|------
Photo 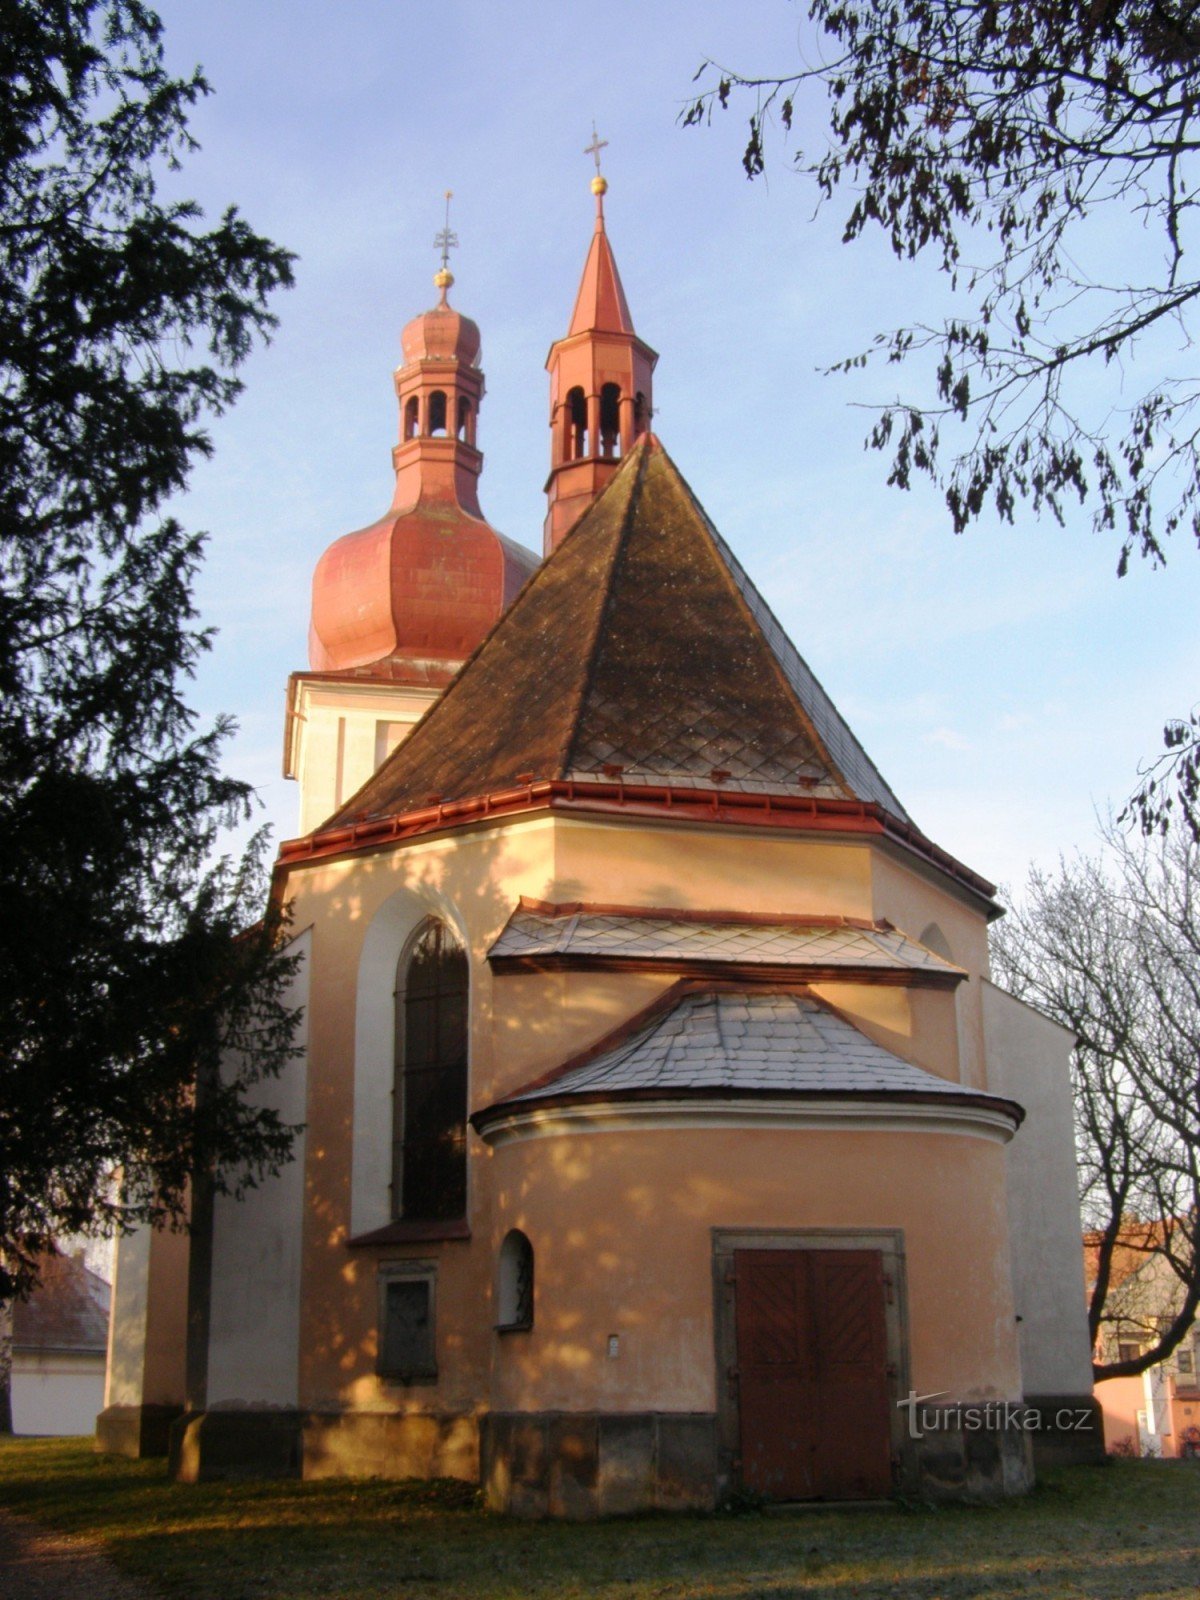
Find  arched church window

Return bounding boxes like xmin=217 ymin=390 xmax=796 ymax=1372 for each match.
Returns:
xmin=392 ymin=919 xmax=468 ymax=1222
xmin=428 ymin=389 xmax=448 ymax=436
xmin=633 ymin=391 xmax=647 ymax=437
xmin=456 ymin=395 xmax=471 ymax=441
xmin=496 ymin=1229 xmax=534 ymax=1331
xmin=599 ymin=383 xmax=621 ymax=458
xmin=566 ymin=386 xmax=588 ymax=460
xmin=403 ymin=396 xmax=419 ymax=440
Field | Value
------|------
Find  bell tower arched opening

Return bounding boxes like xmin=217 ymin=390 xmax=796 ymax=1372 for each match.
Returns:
xmin=566 ymin=386 xmax=588 ymax=460
xmin=599 ymin=383 xmax=621 ymax=457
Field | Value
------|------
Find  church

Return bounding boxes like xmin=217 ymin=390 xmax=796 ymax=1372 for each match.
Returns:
xmin=99 ymin=160 xmax=1100 ymax=1514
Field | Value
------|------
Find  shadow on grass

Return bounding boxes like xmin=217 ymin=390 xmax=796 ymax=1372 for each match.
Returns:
xmin=2 ymin=1441 xmax=1198 ymax=1600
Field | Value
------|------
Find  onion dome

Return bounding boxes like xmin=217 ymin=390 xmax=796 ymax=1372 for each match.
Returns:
xmin=400 ymin=283 xmax=481 ymax=367
xmin=308 ymin=261 xmax=537 ymax=678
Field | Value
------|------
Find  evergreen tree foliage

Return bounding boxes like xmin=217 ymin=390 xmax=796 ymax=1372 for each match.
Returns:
xmin=0 ymin=0 xmax=298 ymax=1301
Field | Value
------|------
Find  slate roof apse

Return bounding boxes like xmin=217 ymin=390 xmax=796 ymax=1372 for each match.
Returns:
xmin=475 ymin=986 xmax=1022 ymax=1123
xmin=329 ymin=436 xmax=910 ymax=828
xmin=489 ymin=902 xmax=963 ymax=978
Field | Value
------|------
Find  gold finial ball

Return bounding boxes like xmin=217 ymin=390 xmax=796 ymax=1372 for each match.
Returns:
xmin=434 ymin=267 xmax=454 ymax=290
xmin=591 ymin=175 xmax=608 ymax=196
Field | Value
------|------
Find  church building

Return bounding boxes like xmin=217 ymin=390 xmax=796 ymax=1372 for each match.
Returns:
xmin=100 ymin=161 xmax=1100 ymax=1513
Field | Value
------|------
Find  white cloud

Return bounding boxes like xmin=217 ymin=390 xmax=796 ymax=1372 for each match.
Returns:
xmin=923 ymin=726 xmax=973 ymax=752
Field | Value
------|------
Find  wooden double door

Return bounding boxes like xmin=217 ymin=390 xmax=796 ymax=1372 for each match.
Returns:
xmin=734 ymin=1247 xmax=893 ymax=1501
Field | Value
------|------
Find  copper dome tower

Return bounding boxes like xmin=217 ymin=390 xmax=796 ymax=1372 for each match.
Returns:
xmin=308 ymin=224 xmax=537 ymax=681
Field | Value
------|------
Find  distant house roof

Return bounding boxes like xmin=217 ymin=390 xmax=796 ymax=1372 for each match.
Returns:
xmin=474 ymin=983 xmax=1023 ymax=1131
xmin=329 ymin=436 xmax=909 ymax=827
xmin=1082 ymin=1220 xmax=1181 ymax=1296
xmin=12 ymin=1253 xmax=110 ymax=1356
xmin=488 ymin=899 xmax=965 ymax=985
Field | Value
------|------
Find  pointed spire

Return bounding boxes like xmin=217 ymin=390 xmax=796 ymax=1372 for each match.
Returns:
xmin=543 ymin=138 xmax=658 ymax=554
xmin=568 ymin=129 xmax=635 ymax=336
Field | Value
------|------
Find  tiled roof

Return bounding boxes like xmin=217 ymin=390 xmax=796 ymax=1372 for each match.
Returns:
xmin=1082 ymin=1221 xmax=1174 ymax=1294
xmin=12 ymin=1253 xmax=110 ymax=1355
xmin=328 ymin=436 xmax=910 ymax=828
xmin=489 ymin=901 xmax=963 ymax=979
xmin=481 ymin=985 xmax=1020 ymax=1119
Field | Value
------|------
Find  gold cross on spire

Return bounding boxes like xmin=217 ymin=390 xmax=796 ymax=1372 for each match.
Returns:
xmin=584 ymin=123 xmax=608 ymax=178
xmin=433 ymin=190 xmax=457 ymax=299
xmin=585 ymin=122 xmax=609 ymax=210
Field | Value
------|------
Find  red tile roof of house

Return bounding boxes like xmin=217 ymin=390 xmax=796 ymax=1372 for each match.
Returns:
xmin=12 ymin=1253 xmax=110 ymax=1355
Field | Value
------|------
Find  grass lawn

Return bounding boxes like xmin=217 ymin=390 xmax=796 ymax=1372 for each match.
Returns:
xmin=1 ymin=1438 xmax=1198 ymax=1599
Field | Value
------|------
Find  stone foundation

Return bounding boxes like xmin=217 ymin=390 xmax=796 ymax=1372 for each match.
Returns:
xmin=128 ymin=1400 xmax=1052 ymax=1510
xmin=171 ymin=1410 xmax=303 ymax=1482
xmin=1023 ymin=1393 xmax=1107 ymax=1470
xmin=303 ymin=1410 xmax=478 ymax=1482
xmin=166 ymin=1408 xmax=478 ymax=1484
xmin=95 ymin=1403 xmax=182 ymax=1459
xmin=908 ymin=1403 xmax=1036 ymax=1501
xmin=482 ymin=1412 xmax=717 ymax=1518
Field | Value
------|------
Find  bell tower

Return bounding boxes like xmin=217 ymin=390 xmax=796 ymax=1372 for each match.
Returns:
xmin=543 ymin=134 xmax=658 ymax=555
xmin=287 ymin=197 xmax=538 ymax=836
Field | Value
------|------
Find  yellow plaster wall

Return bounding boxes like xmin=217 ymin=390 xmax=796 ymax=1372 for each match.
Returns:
xmin=490 ymin=968 xmax=675 ymax=1093
xmin=811 ymin=982 xmax=960 ymax=1083
xmin=550 ymin=817 xmax=875 ymax=920
xmin=284 ymin=817 xmax=558 ymax=1412
xmin=279 ymin=810 xmax=1009 ymax=1416
xmin=487 ymin=1125 xmax=1021 ymax=1413
xmin=869 ymin=847 xmax=994 ymax=1092
xmin=289 ymin=677 xmax=441 ymax=838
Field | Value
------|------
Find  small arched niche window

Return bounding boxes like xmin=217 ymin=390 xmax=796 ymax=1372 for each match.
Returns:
xmin=392 ymin=919 xmax=468 ymax=1222
xmin=566 ymin=386 xmax=588 ymax=460
xmin=918 ymin=922 xmax=955 ymax=964
xmin=497 ymin=1229 xmax=534 ymax=1331
xmin=428 ymin=389 xmax=448 ymax=436
xmin=403 ymin=396 xmax=419 ymax=440
xmin=456 ymin=395 xmax=472 ymax=442
xmin=599 ymin=383 xmax=621 ymax=458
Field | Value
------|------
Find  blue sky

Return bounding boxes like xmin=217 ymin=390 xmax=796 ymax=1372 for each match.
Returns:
xmin=152 ymin=0 xmax=1200 ymax=894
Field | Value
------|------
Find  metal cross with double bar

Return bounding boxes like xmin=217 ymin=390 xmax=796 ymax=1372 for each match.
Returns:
xmin=433 ymin=190 xmax=458 ymax=271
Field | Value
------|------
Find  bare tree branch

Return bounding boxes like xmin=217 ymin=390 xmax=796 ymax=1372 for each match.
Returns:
xmin=991 ymin=822 xmax=1200 ymax=1379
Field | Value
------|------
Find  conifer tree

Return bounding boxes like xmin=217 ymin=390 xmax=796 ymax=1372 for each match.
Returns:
xmin=0 ymin=0 xmax=299 ymax=1324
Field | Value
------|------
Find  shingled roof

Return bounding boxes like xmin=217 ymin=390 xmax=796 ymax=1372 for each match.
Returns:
xmin=473 ymin=984 xmax=1023 ymax=1131
xmin=329 ymin=436 xmax=908 ymax=829
xmin=488 ymin=900 xmax=964 ymax=984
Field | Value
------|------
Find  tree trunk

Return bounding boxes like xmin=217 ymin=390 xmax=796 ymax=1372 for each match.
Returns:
xmin=0 ymin=1295 xmax=13 ymax=1434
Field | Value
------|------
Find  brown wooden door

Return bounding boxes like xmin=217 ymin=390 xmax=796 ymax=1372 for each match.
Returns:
xmin=734 ymin=1248 xmax=892 ymax=1501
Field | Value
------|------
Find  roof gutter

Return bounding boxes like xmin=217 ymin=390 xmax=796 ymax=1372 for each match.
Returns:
xmin=275 ymin=778 xmax=999 ymax=911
